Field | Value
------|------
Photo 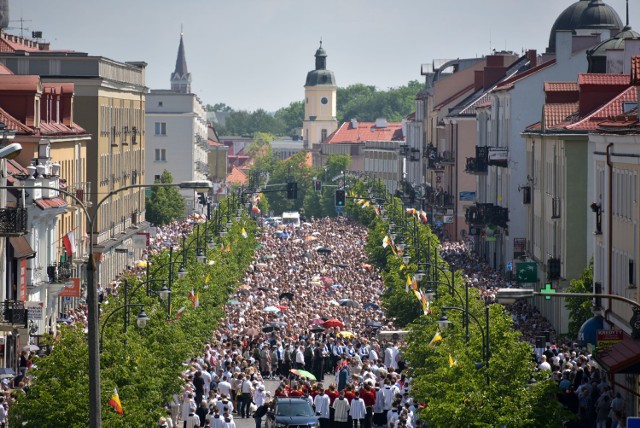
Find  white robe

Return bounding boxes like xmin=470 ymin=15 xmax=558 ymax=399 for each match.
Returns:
xmin=349 ymin=397 xmax=367 ymax=420
xmin=333 ymin=397 xmax=351 ymax=422
xmin=314 ymin=393 xmax=330 ymax=419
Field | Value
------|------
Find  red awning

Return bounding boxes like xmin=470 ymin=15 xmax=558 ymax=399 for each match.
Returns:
xmin=594 ymin=333 xmax=640 ymax=374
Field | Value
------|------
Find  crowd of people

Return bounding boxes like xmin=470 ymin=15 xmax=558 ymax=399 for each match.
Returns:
xmin=162 ymin=216 xmax=420 ymax=428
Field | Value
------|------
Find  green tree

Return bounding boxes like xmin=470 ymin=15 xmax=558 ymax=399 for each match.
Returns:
xmin=145 ymin=170 xmax=186 ymax=226
xmin=206 ymin=103 xmax=234 ymax=112
xmin=565 ymin=259 xmax=594 ymax=338
xmin=337 ymin=81 xmax=423 ymax=123
xmin=274 ymin=101 xmax=304 ymax=136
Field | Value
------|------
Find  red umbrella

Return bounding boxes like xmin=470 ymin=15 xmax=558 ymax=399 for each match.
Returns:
xmin=323 ymin=319 xmax=344 ymax=329
xmin=309 ymin=318 xmax=325 ymax=325
xmin=278 ymin=305 xmax=288 ymax=311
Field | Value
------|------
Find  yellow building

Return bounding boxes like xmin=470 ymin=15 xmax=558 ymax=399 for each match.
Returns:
xmin=304 ymin=42 xmax=337 ymax=153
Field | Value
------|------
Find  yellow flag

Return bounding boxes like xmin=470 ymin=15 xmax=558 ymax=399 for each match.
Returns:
xmin=428 ymin=331 xmax=443 ymax=347
xmin=449 ymin=354 xmax=456 ymax=368
xmin=241 ymin=228 xmax=248 ymax=239
xmin=204 ymin=273 xmax=210 ymax=284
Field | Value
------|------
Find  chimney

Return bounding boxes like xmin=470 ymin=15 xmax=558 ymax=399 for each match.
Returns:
xmin=556 ymin=30 xmax=573 ymax=63
xmin=474 ymin=70 xmax=484 ymax=91
xmin=60 ymin=84 xmax=73 ymax=126
xmin=526 ymin=49 xmax=537 ymax=69
xmin=350 ymin=118 xmax=358 ymax=129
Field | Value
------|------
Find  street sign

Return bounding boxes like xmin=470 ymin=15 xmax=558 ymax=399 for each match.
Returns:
xmin=26 ymin=302 xmax=43 ymax=321
xmin=515 ymin=262 xmax=537 ymax=283
xmin=541 ymin=283 xmax=556 ymax=300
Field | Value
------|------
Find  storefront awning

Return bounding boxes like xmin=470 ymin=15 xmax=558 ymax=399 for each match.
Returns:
xmin=593 ymin=334 xmax=640 ymax=374
xmin=9 ymin=236 xmax=35 ymax=259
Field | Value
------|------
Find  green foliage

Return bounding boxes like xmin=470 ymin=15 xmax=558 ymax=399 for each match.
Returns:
xmin=207 ymin=103 xmax=233 ymax=112
xmin=337 ymin=81 xmax=424 ymax=123
xmin=274 ymin=101 xmax=304 ymax=136
xmin=145 ymin=170 xmax=186 ymax=226
xmin=565 ymin=259 xmax=594 ymax=339
xmin=10 ymin=201 xmax=257 ymax=427
xmin=218 ymin=109 xmax=283 ymax=136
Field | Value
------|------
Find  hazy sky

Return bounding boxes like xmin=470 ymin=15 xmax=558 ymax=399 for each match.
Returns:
xmin=14 ymin=0 xmax=631 ymax=112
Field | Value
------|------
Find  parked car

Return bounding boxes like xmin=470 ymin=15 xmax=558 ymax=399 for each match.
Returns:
xmin=265 ymin=397 xmax=319 ymax=428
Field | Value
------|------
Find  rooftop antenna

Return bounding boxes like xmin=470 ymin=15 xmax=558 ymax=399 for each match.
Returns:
xmin=180 ymin=23 xmax=183 ymax=36
xmin=626 ymin=0 xmax=629 ymax=27
xmin=8 ymin=17 xmax=31 ymax=39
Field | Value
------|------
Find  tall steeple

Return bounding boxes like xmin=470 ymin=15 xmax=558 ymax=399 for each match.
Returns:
xmin=171 ymin=31 xmax=191 ymax=94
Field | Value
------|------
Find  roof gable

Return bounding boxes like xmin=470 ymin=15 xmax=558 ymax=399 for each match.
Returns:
xmin=324 ymin=121 xmax=404 ymax=144
xmin=567 ymin=86 xmax=637 ymax=130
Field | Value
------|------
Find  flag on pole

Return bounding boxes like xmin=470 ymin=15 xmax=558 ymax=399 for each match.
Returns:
xmin=382 ymin=236 xmax=391 ymax=248
xmin=108 ymin=387 xmax=123 ymax=416
xmin=194 ymin=292 xmax=200 ymax=308
xmin=204 ymin=273 xmax=210 ymax=284
xmin=449 ymin=354 xmax=457 ymax=368
xmin=420 ymin=210 xmax=428 ymax=224
xmin=62 ymin=231 xmax=77 ymax=256
xmin=428 ymin=331 xmax=443 ymax=347
xmin=175 ymin=306 xmax=186 ymax=320
xmin=406 ymin=275 xmax=412 ymax=292
xmin=188 ymin=290 xmax=197 ymax=305
xmin=241 ymin=228 xmax=248 ymax=239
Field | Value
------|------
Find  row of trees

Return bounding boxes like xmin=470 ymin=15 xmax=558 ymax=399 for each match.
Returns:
xmin=342 ymin=180 xmax=573 ymax=427
xmin=10 ymin=198 xmax=257 ymax=427
xmin=208 ymin=80 xmax=423 ymax=137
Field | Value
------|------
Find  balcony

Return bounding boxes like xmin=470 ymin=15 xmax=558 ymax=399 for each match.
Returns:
xmin=427 ymin=191 xmax=454 ymax=208
xmin=47 ymin=262 xmax=73 ymax=283
xmin=73 ymin=182 xmax=92 ymax=207
xmin=0 ymin=208 xmax=27 ymax=236
xmin=440 ymin=151 xmax=455 ymax=164
xmin=465 ymin=146 xmax=489 ymax=174
xmin=464 ymin=203 xmax=509 ymax=228
xmin=0 ymin=300 xmax=28 ymax=328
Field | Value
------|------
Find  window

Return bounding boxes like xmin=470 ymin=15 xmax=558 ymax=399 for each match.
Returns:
xmin=158 ymin=101 xmax=163 ymax=107
xmin=321 ymin=129 xmax=327 ymax=141
xmin=155 ymin=149 xmax=166 ymax=162
xmin=154 ymin=174 xmax=161 ymax=183
xmin=154 ymin=122 xmax=166 ymax=135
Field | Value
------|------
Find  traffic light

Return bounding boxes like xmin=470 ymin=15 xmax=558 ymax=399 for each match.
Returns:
xmin=286 ymin=182 xmax=298 ymax=200
xmin=547 ymin=258 xmax=561 ymax=280
xmin=335 ymin=189 xmax=346 ymax=207
xmin=314 ymin=180 xmax=322 ymax=191
xmin=197 ymin=193 xmax=207 ymax=205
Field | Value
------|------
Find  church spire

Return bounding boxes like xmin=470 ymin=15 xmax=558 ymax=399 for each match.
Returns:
xmin=171 ymin=31 xmax=191 ymax=93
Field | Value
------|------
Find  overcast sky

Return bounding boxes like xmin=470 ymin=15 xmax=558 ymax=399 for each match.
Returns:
xmin=14 ymin=0 xmax=631 ymax=112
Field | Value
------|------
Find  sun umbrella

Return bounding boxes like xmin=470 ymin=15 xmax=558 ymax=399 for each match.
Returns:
xmin=258 ymin=287 xmax=269 ymax=292
xmin=363 ymin=303 xmax=380 ymax=310
xmin=339 ymin=299 xmax=359 ymax=308
xmin=304 ymin=236 xmax=318 ymax=242
xmin=316 ymin=247 xmax=332 ymax=256
xmin=310 ymin=318 xmax=325 ymax=325
xmin=22 ymin=344 xmax=39 ymax=352
xmin=271 ymin=321 xmax=288 ymax=327
xmin=278 ymin=305 xmax=288 ymax=311
xmin=262 ymin=325 xmax=279 ymax=333
xmin=279 ymin=292 xmax=294 ymax=301
xmin=290 ymin=369 xmax=317 ymax=381
xmin=263 ymin=306 xmax=281 ymax=313
xmin=135 ymin=260 xmax=148 ymax=268
xmin=227 ymin=299 xmax=241 ymax=305
xmin=311 ymin=231 xmax=321 ymax=235
xmin=238 ymin=284 xmax=251 ymax=291
xmin=310 ymin=326 xmax=325 ymax=333
xmin=331 ymin=283 xmax=344 ymax=288
xmin=323 ymin=319 xmax=344 ymax=329
xmin=321 ymin=277 xmax=335 ymax=284
xmin=328 ymin=300 xmax=339 ymax=306
xmin=365 ymin=321 xmax=382 ymax=328
xmin=337 ymin=331 xmax=355 ymax=339
xmin=0 ymin=368 xmax=15 ymax=379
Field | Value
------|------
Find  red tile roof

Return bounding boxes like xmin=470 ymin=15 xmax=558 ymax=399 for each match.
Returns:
xmin=544 ymin=82 xmax=578 ymax=92
xmin=208 ymin=138 xmax=224 ymax=147
xmin=567 ymin=87 xmax=637 ymax=130
xmin=578 ymin=73 xmax=629 ymax=86
xmin=34 ymin=197 xmax=67 ymax=210
xmin=324 ymin=121 xmax=404 ymax=144
xmin=0 ymin=106 xmax=32 ymax=133
xmin=226 ymin=167 xmax=247 ymax=185
xmin=544 ymin=103 xmax=579 ymax=129
xmin=0 ymin=63 xmax=12 ymax=75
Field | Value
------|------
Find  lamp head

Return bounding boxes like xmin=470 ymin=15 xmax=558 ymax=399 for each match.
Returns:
xmin=158 ymin=284 xmax=171 ymax=301
xmin=207 ymin=237 xmax=215 ymax=250
xmin=437 ymin=312 xmax=451 ymax=331
xmin=136 ymin=308 xmax=150 ymax=329
xmin=196 ymin=250 xmax=206 ymax=264
xmin=177 ymin=265 xmax=188 ymax=279
xmin=0 ymin=142 xmax=22 ymax=160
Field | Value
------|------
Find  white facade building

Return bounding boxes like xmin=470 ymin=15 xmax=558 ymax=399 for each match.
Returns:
xmin=145 ymin=90 xmax=209 ymax=214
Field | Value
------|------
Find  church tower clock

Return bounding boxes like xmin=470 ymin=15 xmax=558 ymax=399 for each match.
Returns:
xmin=303 ymin=42 xmax=337 ymax=149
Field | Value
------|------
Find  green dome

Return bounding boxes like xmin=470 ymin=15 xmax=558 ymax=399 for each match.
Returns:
xmin=305 ymin=42 xmax=336 ymax=86
xmin=548 ymin=0 xmax=622 ymax=52
xmin=587 ymin=26 xmax=640 ymax=72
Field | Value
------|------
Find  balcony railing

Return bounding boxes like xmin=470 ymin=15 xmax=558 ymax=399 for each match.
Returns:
xmin=465 ymin=157 xmax=488 ymax=174
xmin=1 ymin=300 xmax=28 ymax=327
xmin=0 ymin=208 xmax=28 ymax=236
xmin=47 ymin=262 xmax=73 ymax=283
xmin=73 ymin=182 xmax=92 ymax=206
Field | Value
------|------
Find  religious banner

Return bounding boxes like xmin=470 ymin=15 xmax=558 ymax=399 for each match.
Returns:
xmin=59 ymin=277 xmax=81 ymax=298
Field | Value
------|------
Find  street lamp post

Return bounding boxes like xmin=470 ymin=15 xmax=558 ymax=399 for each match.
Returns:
xmin=1 ymin=179 xmax=211 ymax=428
xmin=438 ymin=304 xmax=490 ymax=385
xmin=98 ymin=303 xmax=149 ymax=352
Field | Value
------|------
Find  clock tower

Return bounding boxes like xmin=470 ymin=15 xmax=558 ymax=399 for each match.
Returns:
xmin=303 ymin=42 xmax=337 ymax=149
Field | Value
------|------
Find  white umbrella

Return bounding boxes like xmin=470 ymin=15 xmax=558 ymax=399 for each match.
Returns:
xmin=23 ymin=344 xmax=39 ymax=352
